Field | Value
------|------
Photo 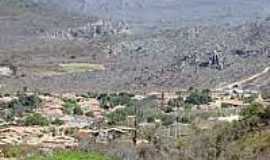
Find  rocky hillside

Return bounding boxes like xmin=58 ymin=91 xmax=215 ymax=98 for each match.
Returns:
xmin=0 ymin=0 xmax=269 ymax=93
xmin=1 ymin=22 xmax=269 ymax=92
xmin=21 ymin=0 xmax=270 ymax=28
xmin=3 ymin=0 xmax=270 ymax=29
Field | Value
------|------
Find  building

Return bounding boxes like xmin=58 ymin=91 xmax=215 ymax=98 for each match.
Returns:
xmin=220 ymin=99 xmax=245 ymax=108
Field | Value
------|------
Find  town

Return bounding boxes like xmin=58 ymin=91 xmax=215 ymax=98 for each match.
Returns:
xmin=0 ymin=85 xmax=269 ymax=159
xmin=0 ymin=0 xmax=270 ymax=160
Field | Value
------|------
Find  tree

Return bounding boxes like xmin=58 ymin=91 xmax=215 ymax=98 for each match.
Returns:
xmin=24 ymin=113 xmax=49 ymax=126
xmin=8 ymin=94 xmax=41 ymax=117
xmin=106 ymin=109 xmax=127 ymax=125
xmin=168 ymin=96 xmax=184 ymax=107
xmin=63 ymin=99 xmax=80 ymax=115
xmin=241 ymin=102 xmax=265 ymax=119
xmin=179 ymin=104 xmax=193 ymax=123
xmin=185 ymin=89 xmax=212 ymax=105
xmin=98 ymin=92 xmax=135 ymax=109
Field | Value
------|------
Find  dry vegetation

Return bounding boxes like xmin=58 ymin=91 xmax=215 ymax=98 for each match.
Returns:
xmin=0 ymin=1 xmax=270 ymax=160
xmin=0 ymin=0 xmax=269 ymax=93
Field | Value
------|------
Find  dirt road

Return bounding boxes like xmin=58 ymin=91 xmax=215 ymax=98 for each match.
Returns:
xmin=218 ymin=66 xmax=270 ymax=90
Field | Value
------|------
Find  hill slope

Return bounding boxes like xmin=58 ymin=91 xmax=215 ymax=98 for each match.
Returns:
xmin=0 ymin=0 xmax=269 ymax=92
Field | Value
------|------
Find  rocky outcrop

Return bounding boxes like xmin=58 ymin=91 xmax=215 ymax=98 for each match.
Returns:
xmin=43 ymin=19 xmax=129 ymax=41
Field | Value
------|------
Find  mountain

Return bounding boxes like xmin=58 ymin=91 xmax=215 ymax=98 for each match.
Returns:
xmin=0 ymin=0 xmax=269 ymax=93
xmin=19 ymin=0 xmax=270 ymax=28
xmin=3 ymin=0 xmax=270 ymax=28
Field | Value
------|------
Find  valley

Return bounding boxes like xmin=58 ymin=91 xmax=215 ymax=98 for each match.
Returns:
xmin=0 ymin=0 xmax=269 ymax=160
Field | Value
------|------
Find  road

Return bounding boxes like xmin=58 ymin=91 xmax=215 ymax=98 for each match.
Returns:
xmin=217 ymin=66 xmax=270 ymax=90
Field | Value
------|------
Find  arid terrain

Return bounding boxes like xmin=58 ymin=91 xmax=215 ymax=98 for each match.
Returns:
xmin=0 ymin=0 xmax=269 ymax=93
xmin=0 ymin=1 xmax=270 ymax=160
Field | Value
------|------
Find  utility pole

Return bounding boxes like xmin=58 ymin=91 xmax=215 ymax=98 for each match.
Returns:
xmin=161 ymin=91 xmax=165 ymax=109
xmin=133 ymin=100 xmax=139 ymax=145
xmin=176 ymin=97 xmax=183 ymax=137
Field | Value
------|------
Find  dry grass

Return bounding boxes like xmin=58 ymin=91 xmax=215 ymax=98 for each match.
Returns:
xmin=59 ymin=63 xmax=105 ymax=73
xmin=31 ymin=63 xmax=105 ymax=76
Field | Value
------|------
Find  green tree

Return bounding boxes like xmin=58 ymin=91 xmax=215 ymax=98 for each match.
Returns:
xmin=8 ymin=94 xmax=41 ymax=118
xmin=106 ymin=109 xmax=127 ymax=125
xmin=24 ymin=113 xmax=49 ymax=126
xmin=241 ymin=102 xmax=265 ymax=119
xmin=63 ymin=99 xmax=80 ymax=114
xmin=98 ymin=92 xmax=135 ymax=109
xmin=185 ymin=89 xmax=212 ymax=105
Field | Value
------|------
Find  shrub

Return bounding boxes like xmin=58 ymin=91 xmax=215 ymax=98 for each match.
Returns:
xmin=3 ymin=109 xmax=16 ymax=121
xmin=241 ymin=102 xmax=265 ymax=119
xmin=73 ymin=106 xmax=84 ymax=115
xmin=16 ymin=94 xmax=41 ymax=107
xmin=243 ymin=94 xmax=258 ymax=103
xmin=180 ymin=116 xmax=191 ymax=123
xmin=163 ymin=106 xmax=174 ymax=113
xmin=105 ymin=95 xmax=163 ymax=125
xmin=64 ymin=128 xmax=76 ymax=136
xmin=97 ymin=94 xmax=110 ymax=109
xmin=98 ymin=93 xmax=135 ymax=109
xmin=85 ymin=111 xmax=94 ymax=117
xmin=185 ymin=89 xmax=212 ymax=105
xmin=161 ymin=114 xmax=175 ymax=126
xmin=168 ymin=96 xmax=183 ymax=107
xmin=4 ymin=93 xmax=10 ymax=97
xmin=63 ymin=99 xmax=80 ymax=114
xmin=80 ymin=92 xmax=99 ymax=98
xmin=51 ymin=118 xmax=64 ymax=126
xmin=7 ymin=94 xmax=41 ymax=118
xmin=176 ymin=137 xmax=189 ymax=150
xmin=2 ymin=145 xmax=24 ymax=158
xmin=146 ymin=116 xmax=155 ymax=123
xmin=106 ymin=109 xmax=127 ymax=125
xmin=140 ymin=125 xmax=158 ymax=142
xmin=260 ymin=106 xmax=270 ymax=120
xmin=23 ymin=113 xmax=49 ymax=126
xmin=119 ymin=92 xmax=135 ymax=98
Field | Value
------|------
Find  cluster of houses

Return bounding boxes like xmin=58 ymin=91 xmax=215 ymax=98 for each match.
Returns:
xmin=147 ymin=88 xmax=260 ymax=109
xmin=0 ymin=87 xmax=268 ymax=151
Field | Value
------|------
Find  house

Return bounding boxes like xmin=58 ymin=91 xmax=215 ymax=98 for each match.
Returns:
xmin=220 ymin=99 xmax=244 ymax=108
